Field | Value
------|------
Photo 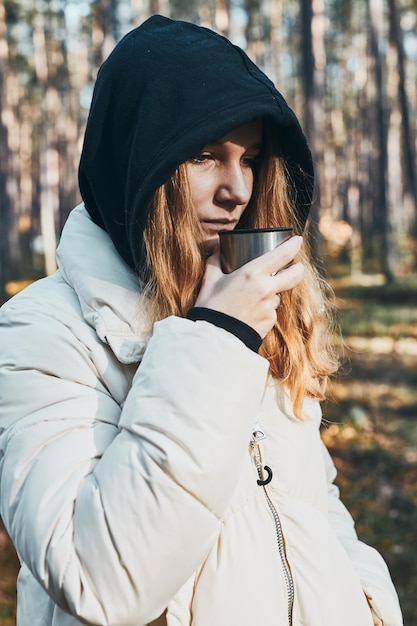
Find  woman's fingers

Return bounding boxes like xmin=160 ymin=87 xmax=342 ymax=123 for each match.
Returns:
xmin=274 ymin=293 xmax=282 ymax=310
xmin=194 ymin=235 xmax=304 ymax=338
xmin=241 ymin=235 xmax=303 ymax=277
xmin=271 ymin=260 xmax=304 ymax=293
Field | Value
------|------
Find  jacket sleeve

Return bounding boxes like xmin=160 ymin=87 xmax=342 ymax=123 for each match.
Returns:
xmin=0 ymin=302 xmax=269 ymax=626
xmin=322 ymin=442 xmax=403 ymax=626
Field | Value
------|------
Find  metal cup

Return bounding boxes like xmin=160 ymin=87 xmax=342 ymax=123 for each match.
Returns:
xmin=219 ymin=227 xmax=293 ymax=273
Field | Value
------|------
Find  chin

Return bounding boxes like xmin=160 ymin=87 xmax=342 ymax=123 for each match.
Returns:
xmin=200 ymin=236 xmax=219 ymax=256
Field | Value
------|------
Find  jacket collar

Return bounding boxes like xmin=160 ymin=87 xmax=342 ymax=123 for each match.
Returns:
xmin=56 ymin=204 xmax=151 ymax=364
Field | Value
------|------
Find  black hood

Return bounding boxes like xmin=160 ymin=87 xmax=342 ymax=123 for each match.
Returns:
xmin=78 ymin=15 xmax=314 ymax=271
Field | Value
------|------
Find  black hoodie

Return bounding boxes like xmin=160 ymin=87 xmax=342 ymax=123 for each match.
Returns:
xmin=78 ymin=14 xmax=314 ymax=272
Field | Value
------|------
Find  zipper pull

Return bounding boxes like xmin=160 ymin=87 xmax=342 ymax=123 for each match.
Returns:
xmin=251 ymin=420 xmax=266 ymax=443
xmin=257 ymin=465 xmax=273 ymax=486
xmin=251 ymin=423 xmax=273 ymax=486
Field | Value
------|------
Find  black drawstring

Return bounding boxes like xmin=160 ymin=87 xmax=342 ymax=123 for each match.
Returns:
xmin=257 ymin=465 xmax=273 ymax=486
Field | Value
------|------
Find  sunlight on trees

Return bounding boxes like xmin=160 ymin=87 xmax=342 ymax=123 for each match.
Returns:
xmin=0 ymin=2 xmax=416 ymax=622
xmin=0 ymin=0 xmax=415 ymax=300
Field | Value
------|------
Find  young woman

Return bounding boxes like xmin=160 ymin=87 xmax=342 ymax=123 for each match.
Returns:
xmin=0 ymin=15 xmax=402 ymax=626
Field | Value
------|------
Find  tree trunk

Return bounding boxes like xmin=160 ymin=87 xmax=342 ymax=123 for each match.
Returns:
xmin=299 ymin=0 xmax=323 ymax=266
xmin=0 ymin=0 xmax=12 ymax=301
xmin=300 ymin=0 xmax=314 ymax=143
xmin=33 ymin=13 xmax=58 ymax=276
xmin=97 ymin=0 xmax=116 ymax=62
xmin=169 ymin=0 xmax=199 ymax=22
xmin=369 ymin=0 xmax=395 ymax=281
xmin=245 ymin=0 xmax=267 ymax=70
xmin=269 ymin=0 xmax=283 ymax=83
xmin=54 ymin=5 xmax=81 ymax=230
xmin=387 ymin=0 xmax=417 ymax=236
xmin=386 ymin=0 xmax=403 ymax=240
xmin=214 ymin=0 xmax=231 ymax=37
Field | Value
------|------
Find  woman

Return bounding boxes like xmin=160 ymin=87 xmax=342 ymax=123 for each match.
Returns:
xmin=0 ymin=15 xmax=402 ymax=626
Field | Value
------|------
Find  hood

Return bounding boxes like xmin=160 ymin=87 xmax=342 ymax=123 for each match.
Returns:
xmin=78 ymin=14 xmax=314 ymax=272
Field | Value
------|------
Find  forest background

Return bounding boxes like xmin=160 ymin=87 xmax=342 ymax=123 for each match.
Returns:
xmin=0 ymin=0 xmax=417 ymax=624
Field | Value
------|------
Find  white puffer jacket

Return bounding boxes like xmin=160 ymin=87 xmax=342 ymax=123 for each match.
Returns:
xmin=0 ymin=206 xmax=403 ymax=626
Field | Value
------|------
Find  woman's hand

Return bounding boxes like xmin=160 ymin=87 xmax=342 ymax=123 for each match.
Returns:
xmin=195 ymin=236 xmax=304 ymax=338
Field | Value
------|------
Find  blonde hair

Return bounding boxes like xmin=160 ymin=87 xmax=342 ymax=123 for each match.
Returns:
xmin=142 ymin=132 xmax=339 ymax=419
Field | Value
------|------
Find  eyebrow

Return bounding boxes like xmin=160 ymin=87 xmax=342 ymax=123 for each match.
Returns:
xmin=205 ymin=141 xmax=263 ymax=151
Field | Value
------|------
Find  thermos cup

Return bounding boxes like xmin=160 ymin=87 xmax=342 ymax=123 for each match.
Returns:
xmin=219 ymin=227 xmax=293 ymax=273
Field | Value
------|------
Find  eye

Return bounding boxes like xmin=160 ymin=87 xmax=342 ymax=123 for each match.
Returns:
xmin=189 ymin=153 xmax=214 ymax=164
xmin=241 ymin=154 xmax=261 ymax=169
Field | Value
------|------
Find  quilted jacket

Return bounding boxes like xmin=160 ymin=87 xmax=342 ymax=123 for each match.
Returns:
xmin=0 ymin=206 xmax=403 ymax=625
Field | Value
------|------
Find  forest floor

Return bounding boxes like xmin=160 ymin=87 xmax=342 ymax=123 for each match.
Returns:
xmin=321 ymin=263 xmax=417 ymax=625
xmin=0 ymin=260 xmax=416 ymax=625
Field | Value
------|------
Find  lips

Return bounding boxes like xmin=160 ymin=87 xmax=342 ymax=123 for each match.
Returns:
xmin=201 ymin=219 xmax=237 ymax=232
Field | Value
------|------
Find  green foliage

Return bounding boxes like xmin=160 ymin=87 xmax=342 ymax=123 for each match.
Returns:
xmin=335 ymin=275 xmax=417 ymax=304
xmin=339 ymin=304 xmax=417 ymax=338
xmin=0 ymin=522 xmax=18 ymax=625
xmin=323 ymin=266 xmax=417 ymax=625
xmin=329 ymin=265 xmax=417 ymax=337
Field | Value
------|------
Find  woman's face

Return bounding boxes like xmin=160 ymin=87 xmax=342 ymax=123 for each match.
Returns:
xmin=186 ymin=121 xmax=262 ymax=248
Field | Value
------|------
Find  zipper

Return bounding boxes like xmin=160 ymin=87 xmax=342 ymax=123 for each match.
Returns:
xmin=251 ymin=427 xmax=294 ymax=626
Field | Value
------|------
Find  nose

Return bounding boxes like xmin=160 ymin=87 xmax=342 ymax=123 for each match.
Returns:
xmin=215 ymin=162 xmax=253 ymax=208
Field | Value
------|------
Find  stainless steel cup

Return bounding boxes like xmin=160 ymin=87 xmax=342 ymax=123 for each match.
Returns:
xmin=219 ymin=227 xmax=293 ymax=273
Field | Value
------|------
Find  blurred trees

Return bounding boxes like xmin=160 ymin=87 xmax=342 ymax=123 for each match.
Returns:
xmin=0 ymin=0 xmax=11 ymax=303
xmin=0 ymin=0 xmax=416 ymax=301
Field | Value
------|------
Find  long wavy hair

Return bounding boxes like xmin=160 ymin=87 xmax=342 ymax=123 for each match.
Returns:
xmin=142 ymin=127 xmax=339 ymax=419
